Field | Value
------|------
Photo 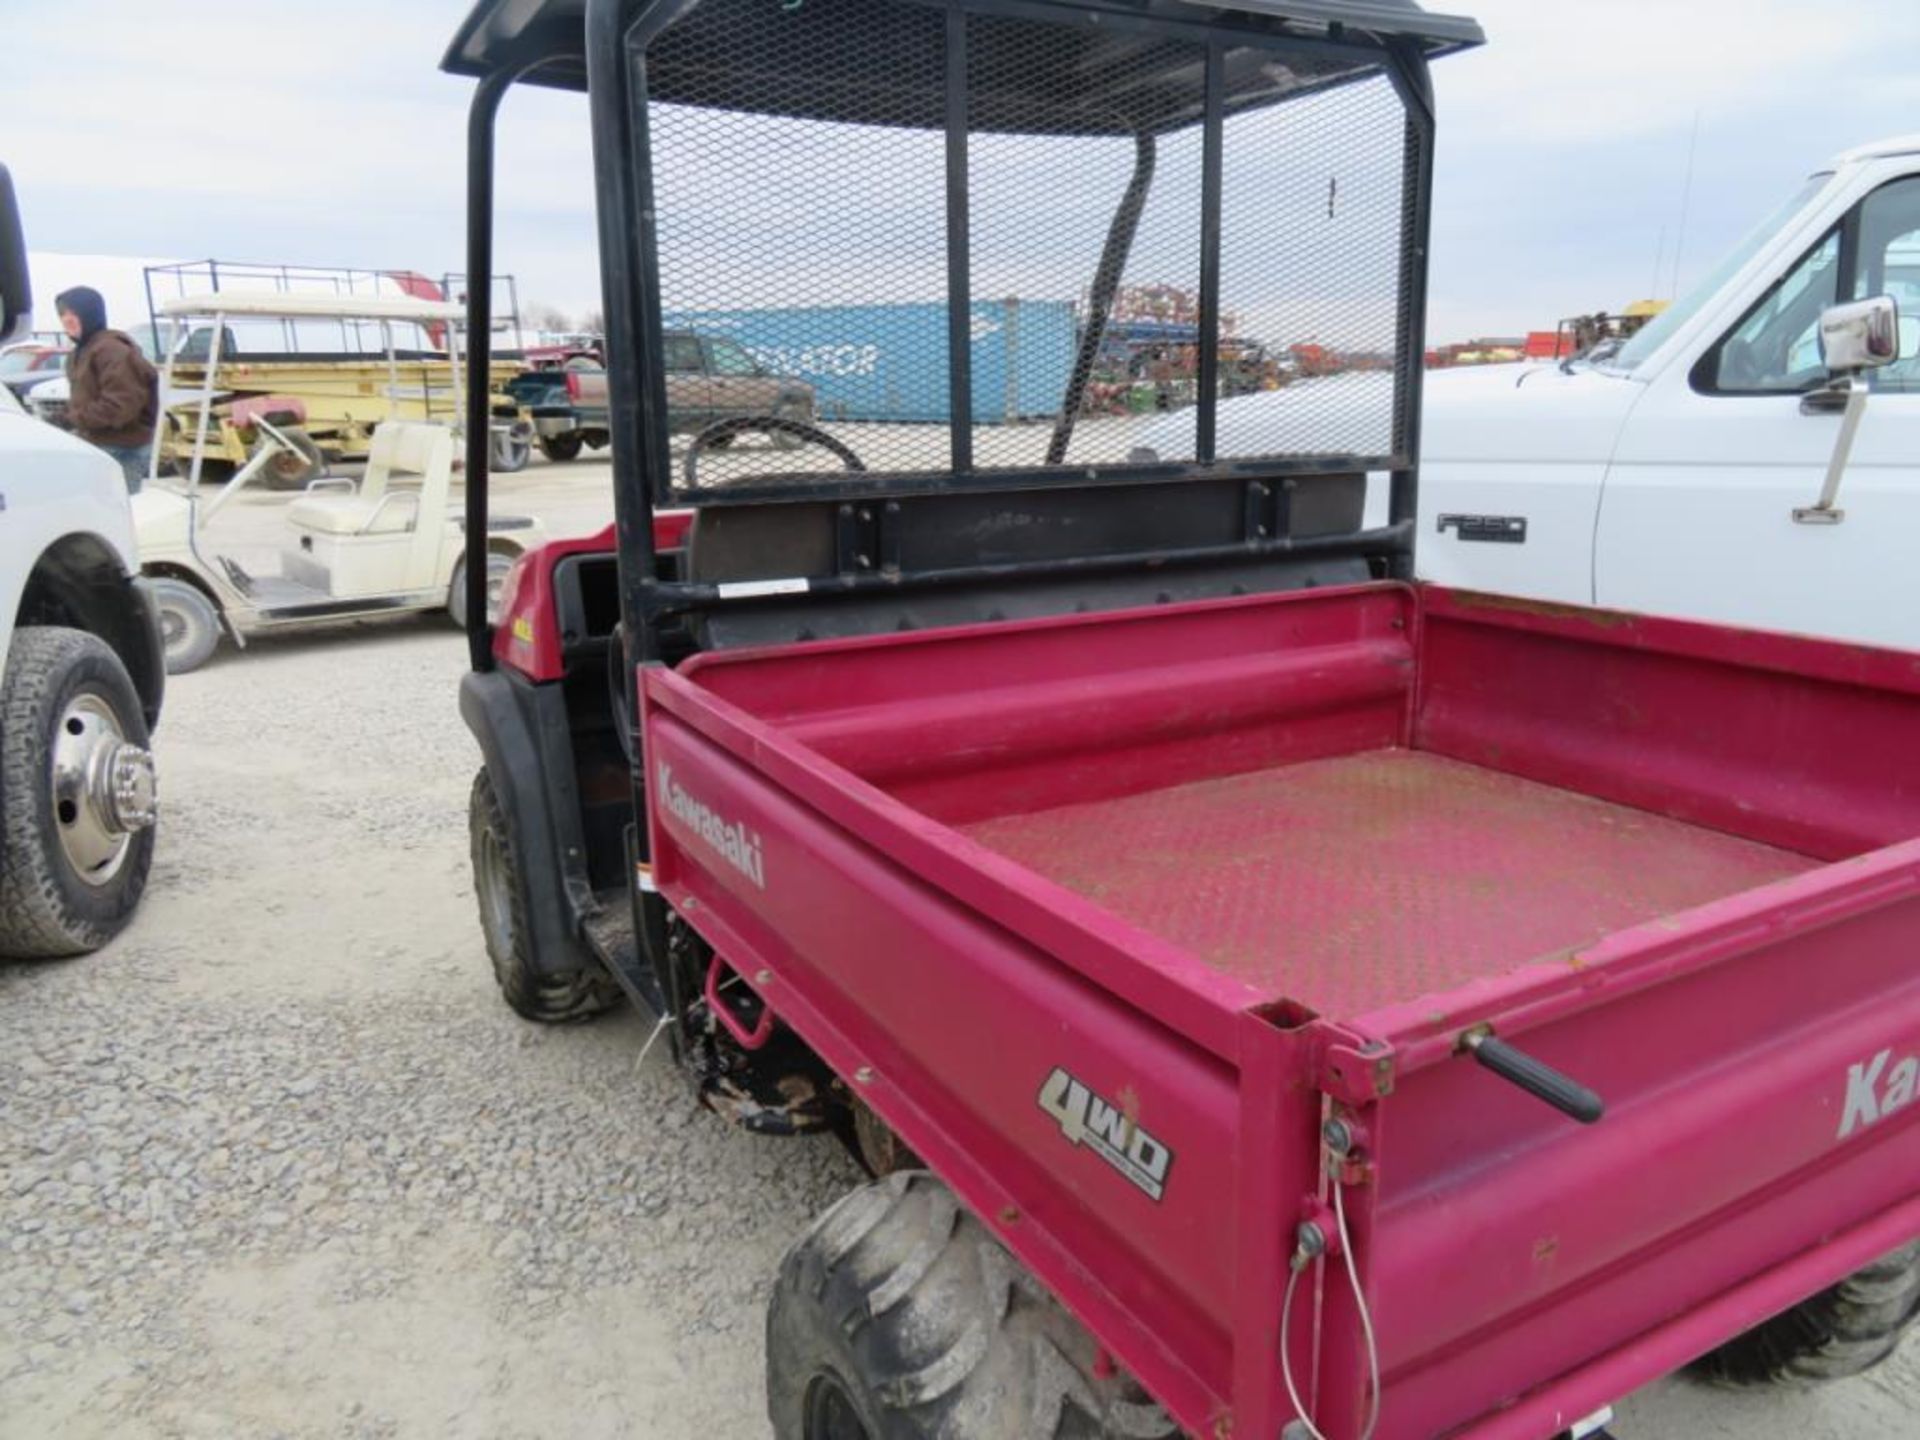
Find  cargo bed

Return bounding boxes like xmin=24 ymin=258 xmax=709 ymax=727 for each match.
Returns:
xmin=641 ymin=581 xmax=1920 ymax=1439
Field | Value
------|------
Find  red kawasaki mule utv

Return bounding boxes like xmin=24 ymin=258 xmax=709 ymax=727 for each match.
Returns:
xmin=444 ymin=3 xmax=1920 ymax=1436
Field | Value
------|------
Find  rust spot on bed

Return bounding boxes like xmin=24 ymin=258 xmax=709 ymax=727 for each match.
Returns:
xmin=1443 ymin=590 xmax=1637 ymax=629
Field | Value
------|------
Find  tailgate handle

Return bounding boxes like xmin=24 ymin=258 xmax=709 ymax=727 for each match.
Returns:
xmin=1465 ymin=1032 xmax=1605 ymax=1124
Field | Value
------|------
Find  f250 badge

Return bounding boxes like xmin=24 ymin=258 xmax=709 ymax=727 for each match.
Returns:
xmin=1838 ymin=1045 xmax=1918 ymax=1140
xmin=1038 ymin=1068 xmax=1173 ymax=1201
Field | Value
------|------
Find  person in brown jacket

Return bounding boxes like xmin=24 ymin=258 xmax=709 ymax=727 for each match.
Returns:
xmin=55 ymin=286 xmax=159 ymax=491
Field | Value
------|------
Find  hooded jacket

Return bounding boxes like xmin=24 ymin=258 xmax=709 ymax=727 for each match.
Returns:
xmin=57 ymin=286 xmax=159 ymax=448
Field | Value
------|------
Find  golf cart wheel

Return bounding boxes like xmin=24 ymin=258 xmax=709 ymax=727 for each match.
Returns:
xmin=491 ymin=429 xmax=532 ymax=474
xmin=255 ymin=428 xmax=327 ymax=491
xmin=468 ymin=768 xmax=619 ymax=1024
xmin=538 ymin=433 xmax=584 ymax=463
xmin=0 ymin=628 xmax=158 ymax=959
xmin=149 ymin=576 xmax=221 ymax=674
xmin=447 ymin=551 xmax=517 ymax=632
xmin=767 ymin=1172 xmax=1175 ymax=1440
xmin=1694 ymin=1243 xmax=1920 ymax=1387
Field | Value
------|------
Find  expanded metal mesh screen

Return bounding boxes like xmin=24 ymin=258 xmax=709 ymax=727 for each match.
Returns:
xmin=639 ymin=0 xmax=1415 ymax=497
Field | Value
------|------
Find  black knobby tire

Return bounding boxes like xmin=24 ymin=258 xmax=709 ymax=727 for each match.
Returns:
xmin=768 ymin=1172 xmax=1176 ymax=1440
xmin=0 ymin=628 xmax=157 ymax=958
xmin=447 ymin=551 xmax=516 ymax=632
xmin=1694 ymin=1242 xmax=1920 ymax=1387
xmin=538 ymin=433 xmax=585 ymax=463
xmin=468 ymin=768 xmax=619 ymax=1024
xmin=148 ymin=577 xmax=222 ymax=674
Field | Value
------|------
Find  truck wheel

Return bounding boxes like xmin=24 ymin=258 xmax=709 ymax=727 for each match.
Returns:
xmin=767 ymin=1172 xmax=1175 ymax=1440
xmin=447 ymin=552 xmax=516 ymax=632
xmin=0 ymin=628 xmax=159 ymax=959
xmin=1694 ymin=1243 xmax=1920 ymax=1387
xmin=149 ymin=577 xmax=221 ymax=674
xmin=468 ymin=768 xmax=619 ymax=1023
xmin=538 ymin=434 xmax=584 ymax=463
xmin=255 ymin=429 xmax=327 ymax=490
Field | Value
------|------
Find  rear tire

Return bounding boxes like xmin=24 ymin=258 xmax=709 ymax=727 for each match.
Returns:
xmin=0 ymin=628 xmax=158 ymax=958
xmin=149 ymin=577 xmax=221 ymax=674
xmin=1693 ymin=1243 xmax=1920 ymax=1387
xmin=767 ymin=1172 xmax=1175 ymax=1440
xmin=538 ymin=434 xmax=584 ymax=463
xmin=468 ymin=768 xmax=619 ymax=1024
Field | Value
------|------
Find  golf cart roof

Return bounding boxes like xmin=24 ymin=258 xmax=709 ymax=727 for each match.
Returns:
xmin=443 ymin=0 xmax=1483 ymax=131
xmin=156 ymin=292 xmax=467 ymax=323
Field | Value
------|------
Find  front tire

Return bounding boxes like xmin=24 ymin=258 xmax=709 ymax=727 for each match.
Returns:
xmin=149 ymin=577 xmax=221 ymax=674
xmin=1694 ymin=1243 xmax=1920 ymax=1387
xmin=0 ymin=628 xmax=159 ymax=958
xmin=767 ymin=1172 xmax=1175 ymax=1440
xmin=538 ymin=434 xmax=584 ymax=463
xmin=468 ymin=768 xmax=618 ymax=1023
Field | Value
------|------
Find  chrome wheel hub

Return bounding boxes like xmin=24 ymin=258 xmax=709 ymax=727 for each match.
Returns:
xmin=51 ymin=695 xmax=157 ymax=886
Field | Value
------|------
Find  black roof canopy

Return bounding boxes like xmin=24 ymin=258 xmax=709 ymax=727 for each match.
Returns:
xmin=443 ymin=0 xmax=1482 ymax=133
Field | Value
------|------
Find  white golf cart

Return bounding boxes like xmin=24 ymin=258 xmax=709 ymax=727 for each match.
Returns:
xmin=134 ymin=413 xmax=542 ymax=673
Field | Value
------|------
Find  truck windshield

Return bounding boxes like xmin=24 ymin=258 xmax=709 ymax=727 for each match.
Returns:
xmin=1603 ymin=174 xmax=1832 ymax=373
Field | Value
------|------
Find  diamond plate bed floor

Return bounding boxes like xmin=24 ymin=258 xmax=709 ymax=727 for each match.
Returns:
xmin=959 ymin=749 xmax=1818 ymax=1017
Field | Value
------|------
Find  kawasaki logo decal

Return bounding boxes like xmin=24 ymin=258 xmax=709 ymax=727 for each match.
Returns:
xmin=656 ymin=762 xmax=765 ymax=890
xmin=1838 ymin=1045 xmax=1918 ymax=1140
xmin=1038 ymin=1068 xmax=1172 ymax=1201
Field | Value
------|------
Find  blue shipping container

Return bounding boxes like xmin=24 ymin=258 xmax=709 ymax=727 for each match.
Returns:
xmin=663 ymin=300 xmax=1075 ymax=424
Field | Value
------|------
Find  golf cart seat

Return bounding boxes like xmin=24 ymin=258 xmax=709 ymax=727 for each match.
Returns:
xmin=287 ymin=421 xmax=453 ymax=538
xmin=287 ymin=493 xmax=421 ymax=536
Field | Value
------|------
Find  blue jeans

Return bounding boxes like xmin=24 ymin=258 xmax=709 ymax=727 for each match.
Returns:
xmin=97 ymin=444 xmax=150 ymax=493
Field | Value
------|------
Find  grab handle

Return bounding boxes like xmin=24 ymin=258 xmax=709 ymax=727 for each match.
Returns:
xmin=704 ymin=955 xmax=774 ymax=1050
xmin=1464 ymin=1031 xmax=1604 ymax=1124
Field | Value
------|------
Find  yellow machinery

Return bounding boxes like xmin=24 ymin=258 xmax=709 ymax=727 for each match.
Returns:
xmin=150 ymin=292 xmax=531 ymax=488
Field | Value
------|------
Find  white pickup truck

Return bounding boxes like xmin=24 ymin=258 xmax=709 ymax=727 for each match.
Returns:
xmin=1141 ymin=134 xmax=1920 ymax=650
xmin=0 ymin=164 xmax=163 ymax=957
xmin=1418 ymin=133 xmax=1920 ymax=649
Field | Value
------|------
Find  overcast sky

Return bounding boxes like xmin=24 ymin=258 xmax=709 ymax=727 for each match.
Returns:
xmin=8 ymin=0 xmax=1920 ymax=344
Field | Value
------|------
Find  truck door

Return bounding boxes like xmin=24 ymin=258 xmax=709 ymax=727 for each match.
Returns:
xmin=703 ymin=336 xmax=774 ymax=423
xmin=1595 ymin=176 xmax=1920 ymax=649
xmin=663 ymin=332 xmax=709 ymax=434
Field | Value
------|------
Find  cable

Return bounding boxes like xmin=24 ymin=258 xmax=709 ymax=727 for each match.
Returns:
xmin=1277 ymin=1180 xmax=1381 ymax=1440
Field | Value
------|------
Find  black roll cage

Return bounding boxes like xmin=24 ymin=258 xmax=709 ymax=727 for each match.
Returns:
xmin=457 ymin=0 xmax=1466 ymax=677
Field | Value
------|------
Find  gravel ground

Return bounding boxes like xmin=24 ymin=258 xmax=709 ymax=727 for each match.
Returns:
xmin=0 ymin=618 xmax=862 ymax=1438
xmin=1 ymin=467 xmax=1913 ymax=1436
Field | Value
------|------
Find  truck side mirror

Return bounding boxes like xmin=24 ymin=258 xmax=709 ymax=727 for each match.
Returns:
xmin=1794 ymin=295 xmax=1900 ymax=525
xmin=1817 ymin=294 xmax=1899 ymax=371
xmin=0 ymin=164 xmax=30 ymax=347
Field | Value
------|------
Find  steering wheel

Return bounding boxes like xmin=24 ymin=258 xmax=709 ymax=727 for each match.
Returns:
xmin=682 ymin=415 xmax=865 ymax=490
xmin=607 ymin=622 xmax=636 ymax=765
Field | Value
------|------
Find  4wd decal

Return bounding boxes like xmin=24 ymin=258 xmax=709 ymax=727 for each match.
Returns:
xmin=656 ymin=762 xmax=765 ymax=890
xmin=1838 ymin=1045 xmax=1918 ymax=1140
xmin=1038 ymin=1068 xmax=1173 ymax=1201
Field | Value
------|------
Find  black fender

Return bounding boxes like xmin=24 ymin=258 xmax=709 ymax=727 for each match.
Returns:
xmin=458 ymin=667 xmax=597 ymax=977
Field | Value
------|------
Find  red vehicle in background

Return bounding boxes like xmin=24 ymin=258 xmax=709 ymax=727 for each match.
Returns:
xmin=445 ymin=3 xmax=1919 ymax=1437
